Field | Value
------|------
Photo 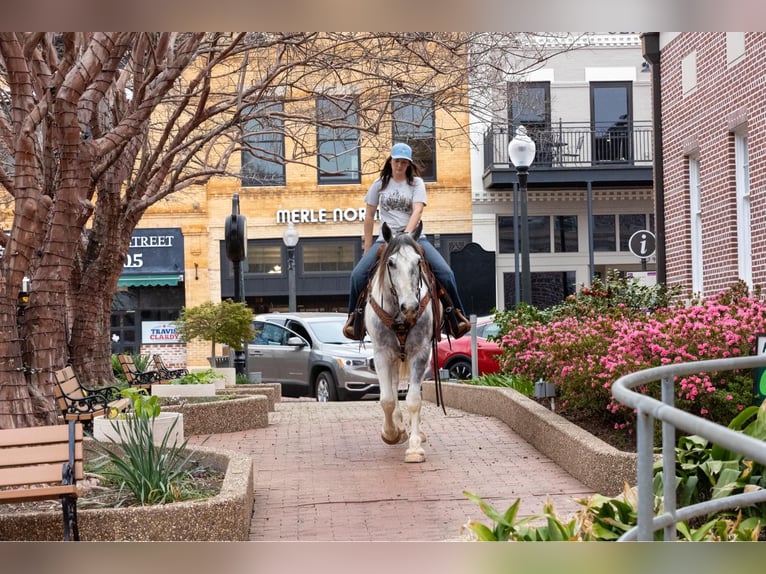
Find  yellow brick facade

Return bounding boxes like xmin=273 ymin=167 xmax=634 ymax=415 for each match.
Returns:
xmin=135 ymin=104 xmax=473 ymax=367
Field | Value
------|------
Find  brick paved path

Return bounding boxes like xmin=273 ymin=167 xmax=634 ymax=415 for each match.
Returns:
xmin=187 ymin=399 xmax=595 ymax=541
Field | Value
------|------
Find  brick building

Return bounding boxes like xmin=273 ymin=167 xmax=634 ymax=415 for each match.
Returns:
xmin=652 ymin=33 xmax=766 ymax=298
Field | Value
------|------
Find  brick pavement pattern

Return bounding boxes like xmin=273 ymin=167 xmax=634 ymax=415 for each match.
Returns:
xmin=187 ymin=399 xmax=595 ymax=541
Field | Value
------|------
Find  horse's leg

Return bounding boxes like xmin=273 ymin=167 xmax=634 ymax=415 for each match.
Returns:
xmin=378 ymin=356 xmax=407 ymax=445
xmin=404 ymin=355 xmax=430 ymax=463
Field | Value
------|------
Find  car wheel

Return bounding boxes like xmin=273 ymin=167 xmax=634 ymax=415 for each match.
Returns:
xmin=315 ymin=371 xmax=338 ymax=402
xmin=447 ymin=358 xmax=472 ymax=380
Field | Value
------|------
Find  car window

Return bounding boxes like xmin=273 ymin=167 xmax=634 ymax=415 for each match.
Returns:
xmin=481 ymin=322 xmax=500 ymax=339
xmin=252 ymin=321 xmax=289 ymax=345
xmin=309 ymin=320 xmax=348 ymax=343
xmin=285 ymin=320 xmax=312 ymax=345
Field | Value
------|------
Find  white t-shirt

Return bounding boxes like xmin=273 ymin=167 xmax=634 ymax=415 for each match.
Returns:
xmin=364 ymin=176 xmax=427 ymax=239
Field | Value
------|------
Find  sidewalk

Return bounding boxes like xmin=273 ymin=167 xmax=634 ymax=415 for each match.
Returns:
xmin=187 ymin=398 xmax=595 ymax=541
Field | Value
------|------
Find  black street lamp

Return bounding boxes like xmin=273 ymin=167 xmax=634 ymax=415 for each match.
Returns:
xmin=508 ymin=125 xmax=536 ymax=305
xmin=282 ymin=222 xmax=300 ymax=312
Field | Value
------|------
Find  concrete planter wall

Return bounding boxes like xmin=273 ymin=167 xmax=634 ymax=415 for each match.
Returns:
xmin=163 ymin=395 xmax=268 ymax=435
xmin=422 ymin=381 xmax=637 ymax=497
xmin=0 ymin=445 xmax=254 ymax=541
xmin=93 ymin=412 xmax=184 ymax=446
xmin=219 ymin=383 xmax=281 ymax=411
xmin=151 ymin=382 xmax=217 ymax=397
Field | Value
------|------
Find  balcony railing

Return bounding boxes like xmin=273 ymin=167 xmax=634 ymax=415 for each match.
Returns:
xmin=483 ymin=120 xmax=653 ymax=171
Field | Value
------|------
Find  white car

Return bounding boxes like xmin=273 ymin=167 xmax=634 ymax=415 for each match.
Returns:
xmin=245 ymin=312 xmax=381 ymax=402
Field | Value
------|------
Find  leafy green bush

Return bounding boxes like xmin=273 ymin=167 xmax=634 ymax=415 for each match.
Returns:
xmin=171 ymin=369 xmax=217 ymax=385
xmin=174 ymin=299 xmax=254 ymax=360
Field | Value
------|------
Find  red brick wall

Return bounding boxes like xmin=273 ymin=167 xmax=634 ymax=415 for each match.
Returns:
xmin=660 ymin=32 xmax=766 ymax=296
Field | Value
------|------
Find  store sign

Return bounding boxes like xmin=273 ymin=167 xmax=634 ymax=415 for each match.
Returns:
xmin=142 ymin=321 xmax=181 ymax=344
xmin=276 ymin=207 xmax=378 ymax=224
xmin=123 ymin=228 xmax=184 ymax=275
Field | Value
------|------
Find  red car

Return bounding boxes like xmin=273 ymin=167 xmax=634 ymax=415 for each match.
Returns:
xmin=433 ymin=316 xmax=502 ymax=380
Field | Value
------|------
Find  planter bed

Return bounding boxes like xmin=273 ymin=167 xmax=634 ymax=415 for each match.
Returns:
xmin=218 ymin=383 xmax=281 ymax=411
xmin=93 ymin=411 xmax=184 ymax=446
xmin=152 ymin=382 xmax=218 ymax=397
xmin=0 ymin=444 xmax=253 ymax=541
xmin=163 ymin=395 xmax=268 ymax=435
xmin=422 ymin=381 xmax=637 ymax=497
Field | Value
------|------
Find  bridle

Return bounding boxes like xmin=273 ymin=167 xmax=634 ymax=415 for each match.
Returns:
xmin=368 ymin=247 xmax=432 ymax=361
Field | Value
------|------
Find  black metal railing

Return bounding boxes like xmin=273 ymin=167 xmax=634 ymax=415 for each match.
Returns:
xmin=483 ymin=120 xmax=653 ymax=171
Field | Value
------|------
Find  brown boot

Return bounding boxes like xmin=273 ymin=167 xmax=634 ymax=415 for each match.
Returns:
xmin=444 ymin=306 xmax=471 ymax=339
xmin=343 ymin=311 xmax=365 ymax=341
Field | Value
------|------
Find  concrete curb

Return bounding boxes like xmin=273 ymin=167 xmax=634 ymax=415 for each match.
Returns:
xmin=422 ymin=381 xmax=637 ymax=497
xmin=0 ymin=444 xmax=254 ymax=541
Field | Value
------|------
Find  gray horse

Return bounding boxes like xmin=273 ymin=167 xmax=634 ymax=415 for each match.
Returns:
xmin=365 ymin=221 xmax=437 ymax=463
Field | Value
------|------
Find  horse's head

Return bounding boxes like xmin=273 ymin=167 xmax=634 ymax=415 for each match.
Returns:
xmin=377 ymin=222 xmax=427 ymax=322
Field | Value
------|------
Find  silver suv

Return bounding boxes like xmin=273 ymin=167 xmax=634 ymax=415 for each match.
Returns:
xmin=245 ymin=312 xmax=381 ymax=402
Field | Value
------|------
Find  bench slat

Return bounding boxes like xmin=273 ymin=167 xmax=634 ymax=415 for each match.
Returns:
xmin=0 ymin=442 xmax=77 ymax=468
xmin=0 ymin=484 xmax=78 ymax=504
xmin=0 ymin=460 xmax=84 ymax=488
xmin=0 ymin=423 xmax=81 ymax=447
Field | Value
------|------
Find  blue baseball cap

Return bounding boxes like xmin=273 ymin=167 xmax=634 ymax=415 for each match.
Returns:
xmin=390 ymin=142 xmax=413 ymax=162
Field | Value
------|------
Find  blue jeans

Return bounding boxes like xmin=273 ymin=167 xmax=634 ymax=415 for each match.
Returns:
xmin=347 ymin=237 xmax=466 ymax=315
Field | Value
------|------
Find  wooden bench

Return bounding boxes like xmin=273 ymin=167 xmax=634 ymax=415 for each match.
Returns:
xmin=152 ymin=354 xmax=188 ymax=380
xmin=0 ymin=421 xmax=83 ymax=540
xmin=54 ymin=366 xmax=131 ymax=432
xmin=117 ymin=354 xmax=161 ymax=390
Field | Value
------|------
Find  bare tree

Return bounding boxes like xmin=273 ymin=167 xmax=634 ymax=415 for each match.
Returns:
xmin=0 ymin=32 xmax=580 ymax=429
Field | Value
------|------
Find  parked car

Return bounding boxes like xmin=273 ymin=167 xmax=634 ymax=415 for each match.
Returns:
xmin=433 ymin=316 xmax=502 ymax=380
xmin=245 ymin=312 xmax=382 ymax=402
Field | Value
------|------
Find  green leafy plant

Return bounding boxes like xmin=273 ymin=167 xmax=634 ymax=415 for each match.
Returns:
xmin=174 ymin=299 xmax=254 ymax=360
xmin=171 ymin=369 xmax=217 ymax=385
xmin=91 ymin=388 xmax=194 ymax=505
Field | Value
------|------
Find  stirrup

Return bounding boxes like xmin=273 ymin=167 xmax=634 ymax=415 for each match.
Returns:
xmin=444 ymin=306 xmax=470 ymax=339
xmin=343 ymin=310 xmax=366 ymax=341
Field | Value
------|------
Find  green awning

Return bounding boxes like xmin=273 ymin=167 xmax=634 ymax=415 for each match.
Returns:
xmin=118 ymin=274 xmax=180 ymax=287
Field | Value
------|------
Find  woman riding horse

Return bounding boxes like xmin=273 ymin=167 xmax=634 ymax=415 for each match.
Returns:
xmin=344 ymin=142 xmax=470 ymax=341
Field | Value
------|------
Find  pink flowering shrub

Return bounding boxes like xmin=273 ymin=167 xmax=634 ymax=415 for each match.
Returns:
xmin=494 ymin=278 xmax=764 ymax=437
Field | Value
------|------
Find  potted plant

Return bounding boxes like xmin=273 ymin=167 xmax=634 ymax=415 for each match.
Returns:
xmin=151 ymin=369 xmax=220 ymax=396
xmin=93 ymin=388 xmax=184 ymax=447
xmin=174 ymin=299 xmax=254 ymax=387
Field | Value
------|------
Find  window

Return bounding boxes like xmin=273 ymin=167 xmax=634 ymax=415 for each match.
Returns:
xmin=503 ymin=270 xmax=576 ymax=310
xmin=528 ymin=216 xmax=551 ymax=253
xmin=509 ymin=82 xmax=551 ymax=166
xmin=302 ymin=243 xmax=355 ymax=272
xmin=735 ymin=131 xmax=751 ymax=286
xmin=317 ymin=96 xmax=360 ymax=184
xmin=590 ymin=82 xmax=632 ymax=163
xmin=689 ymin=157 xmax=703 ymax=294
xmin=244 ymin=244 xmax=282 ymax=275
xmin=553 ymin=216 xmax=578 ymax=253
xmin=392 ymin=95 xmax=435 ymax=180
xmin=619 ymin=214 xmax=648 ymax=251
xmin=498 ymin=215 xmax=577 ymax=254
xmin=241 ymin=101 xmax=285 ymax=186
xmin=593 ymin=214 xmax=616 ymax=251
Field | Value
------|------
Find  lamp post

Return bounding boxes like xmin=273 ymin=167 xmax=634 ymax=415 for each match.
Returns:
xmin=282 ymin=222 xmax=300 ymax=312
xmin=508 ymin=125 xmax=536 ymax=305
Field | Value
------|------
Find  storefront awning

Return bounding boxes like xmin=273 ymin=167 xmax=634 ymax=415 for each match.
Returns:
xmin=118 ymin=274 xmax=181 ymax=287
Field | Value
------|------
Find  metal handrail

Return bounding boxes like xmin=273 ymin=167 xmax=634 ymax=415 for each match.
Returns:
xmin=611 ymin=354 xmax=766 ymax=541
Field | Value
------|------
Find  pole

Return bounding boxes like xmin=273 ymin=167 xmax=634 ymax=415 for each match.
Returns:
xmin=518 ymin=166 xmax=532 ymax=304
xmin=287 ymin=245 xmax=296 ymax=312
xmin=513 ymin=182 xmax=520 ymax=306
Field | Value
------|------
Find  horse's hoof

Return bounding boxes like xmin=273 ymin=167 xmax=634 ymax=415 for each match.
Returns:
xmin=405 ymin=450 xmax=426 ymax=463
xmin=381 ymin=430 xmax=408 ymax=445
